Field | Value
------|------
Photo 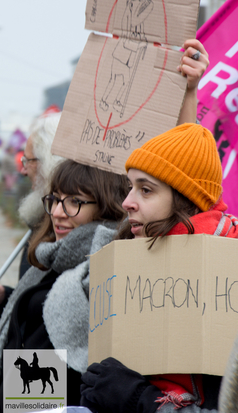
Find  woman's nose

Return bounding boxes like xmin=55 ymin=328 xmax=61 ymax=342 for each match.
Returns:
xmin=122 ymin=191 xmax=138 ymax=211
xmin=52 ymin=201 xmax=67 ymax=217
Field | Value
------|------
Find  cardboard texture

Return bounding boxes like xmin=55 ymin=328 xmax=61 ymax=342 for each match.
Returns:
xmin=88 ymin=235 xmax=238 ymax=376
xmin=52 ymin=0 xmax=200 ymax=174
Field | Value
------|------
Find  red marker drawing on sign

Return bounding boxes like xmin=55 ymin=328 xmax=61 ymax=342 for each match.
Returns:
xmin=93 ymin=0 xmax=168 ymax=133
xmin=103 ymin=112 xmax=113 ymax=141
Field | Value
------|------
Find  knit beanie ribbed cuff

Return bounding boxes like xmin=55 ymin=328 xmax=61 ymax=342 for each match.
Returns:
xmin=125 ymin=148 xmax=223 ymax=212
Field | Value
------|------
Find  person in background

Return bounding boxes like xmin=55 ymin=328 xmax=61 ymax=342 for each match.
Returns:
xmin=0 ymin=158 xmax=129 ymax=409
xmin=80 ymin=123 xmax=238 ymax=413
xmin=0 ymin=113 xmax=64 ymax=307
xmin=19 ymin=112 xmax=64 ymax=230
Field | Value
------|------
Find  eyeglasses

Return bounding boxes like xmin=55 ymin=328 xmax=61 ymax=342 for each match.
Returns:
xmin=21 ymin=155 xmax=39 ymax=167
xmin=42 ymin=194 xmax=97 ymax=217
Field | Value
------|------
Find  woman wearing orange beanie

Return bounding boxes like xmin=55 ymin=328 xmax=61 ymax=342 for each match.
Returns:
xmin=81 ymin=123 xmax=238 ymax=413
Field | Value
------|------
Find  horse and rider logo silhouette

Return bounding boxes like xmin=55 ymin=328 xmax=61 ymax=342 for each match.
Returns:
xmin=14 ymin=352 xmax=59 ymax=394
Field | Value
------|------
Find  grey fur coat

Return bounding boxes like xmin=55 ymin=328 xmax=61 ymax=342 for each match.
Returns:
xmin=0 ymin=221 xmax=117 ymax=374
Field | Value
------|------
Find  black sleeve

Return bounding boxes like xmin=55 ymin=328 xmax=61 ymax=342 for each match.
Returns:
xmin=137 ymin=383 xmax=163 ymax=413
xmin=201 ymin=374 xmax=222 ymax=410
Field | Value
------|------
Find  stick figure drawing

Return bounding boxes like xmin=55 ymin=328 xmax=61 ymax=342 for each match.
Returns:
xmin=99 ymin=0 xmax=154 ymax=118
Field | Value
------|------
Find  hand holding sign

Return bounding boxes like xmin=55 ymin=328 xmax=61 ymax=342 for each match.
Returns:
xmin=81 ymin=357 xmax=152 ymax=413
xmin=177 ymin=39 xmax=209 ymax=124
xmin=52 ymin=0 xmax=201 ymax=174
xmin=178 ymin=39 xmax=210 ymax=91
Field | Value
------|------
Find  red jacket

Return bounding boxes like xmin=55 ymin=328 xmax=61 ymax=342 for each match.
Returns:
xmin=151 ymin=197 xmax=238 ymax=409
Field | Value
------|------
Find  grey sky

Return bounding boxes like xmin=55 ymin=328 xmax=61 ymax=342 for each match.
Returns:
xmin=0 ymin=0 xmax=89 ymax=118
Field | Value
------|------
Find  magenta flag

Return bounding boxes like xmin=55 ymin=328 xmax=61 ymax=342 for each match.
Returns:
xmin=197 ymin=0 xmax=238 ymax=216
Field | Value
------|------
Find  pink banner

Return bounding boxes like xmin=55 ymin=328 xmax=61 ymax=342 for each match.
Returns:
xmin=197 ymin=0 xmax=238 ymax=216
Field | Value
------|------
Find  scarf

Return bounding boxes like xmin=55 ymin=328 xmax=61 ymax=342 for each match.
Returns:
xmin=0 ymin=221 xmax=117 ymax=373
xmin=151 ymin=197 xmax=238 ymax=410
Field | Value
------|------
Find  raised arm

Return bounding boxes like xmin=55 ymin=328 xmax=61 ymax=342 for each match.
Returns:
xmin=177 ymin=39 xmax=209 ymax=125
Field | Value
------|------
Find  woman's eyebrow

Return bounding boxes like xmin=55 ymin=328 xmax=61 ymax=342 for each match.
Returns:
xmin=135 ymin=178 xmax=158 ymax=187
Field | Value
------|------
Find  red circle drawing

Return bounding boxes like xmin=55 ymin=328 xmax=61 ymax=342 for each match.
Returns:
xmin=93 ymin=0 xmax=168 ymax=131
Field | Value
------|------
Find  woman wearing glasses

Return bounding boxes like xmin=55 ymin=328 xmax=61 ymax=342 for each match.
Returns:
xmin=0 ymin=159 xmax=128 ymax=408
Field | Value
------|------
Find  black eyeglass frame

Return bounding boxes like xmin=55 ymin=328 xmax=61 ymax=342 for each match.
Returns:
xmin=41 ymin=194 xmax=97 ymax=217
xmin=21 ymin=155 xmax=39 ymax=167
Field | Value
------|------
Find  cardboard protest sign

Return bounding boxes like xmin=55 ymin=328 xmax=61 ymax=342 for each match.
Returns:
xmin=196 ymin=0 xmax=238 ymax=217
xmin=52 ymin=0 xmax=200 ymax=174
xmin=88 ymin=235 xmax=238 ymax=376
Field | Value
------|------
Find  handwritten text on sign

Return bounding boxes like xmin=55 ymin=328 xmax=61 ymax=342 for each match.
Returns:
xmin=88 ymin=236 xmax=238 ymax=376
xmin=89 ymin=274 xmax=238 ymax=333
xmin=80 ymin=119 xmax=145 ymax=166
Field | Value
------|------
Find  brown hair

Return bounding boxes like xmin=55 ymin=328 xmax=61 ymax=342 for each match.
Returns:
xmin=28 ymin=159 xmax=128 ymax=269
xmin=116 ymin=188 xmax=200 ymax=248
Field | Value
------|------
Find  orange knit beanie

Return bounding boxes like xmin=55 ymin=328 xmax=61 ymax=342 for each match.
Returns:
xmin=125 ymin=123 xmax=223 ymax=212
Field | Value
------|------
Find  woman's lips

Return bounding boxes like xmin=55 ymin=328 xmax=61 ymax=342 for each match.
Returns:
xmin=129 ymin=221 xmax=143 ymax=236
xmin=55 ymin=225 xmax=73 ymax=234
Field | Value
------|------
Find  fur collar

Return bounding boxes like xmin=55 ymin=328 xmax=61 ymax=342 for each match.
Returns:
xmin=36 ymin=221 xmax=116 ymax=273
